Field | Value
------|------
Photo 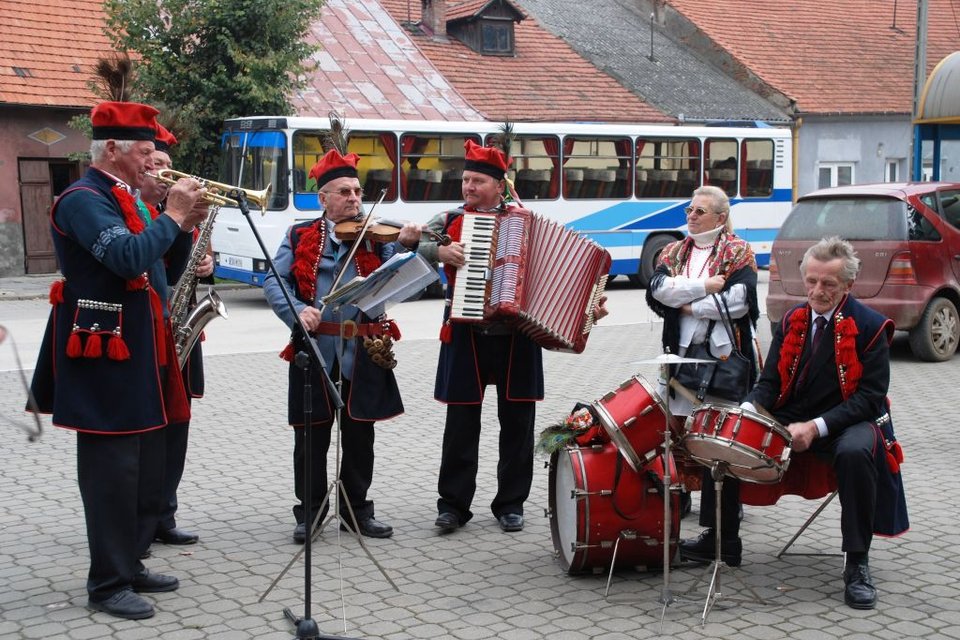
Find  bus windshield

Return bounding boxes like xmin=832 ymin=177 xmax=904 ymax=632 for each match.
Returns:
xmin=219 ymin=130 xmax=288 ymax=210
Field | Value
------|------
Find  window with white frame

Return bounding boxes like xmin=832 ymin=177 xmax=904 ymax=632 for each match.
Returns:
xmin=886 ymin=159 xmax=904 ymax=182
xmin=817 ymin=162 xmax=854 ymax=189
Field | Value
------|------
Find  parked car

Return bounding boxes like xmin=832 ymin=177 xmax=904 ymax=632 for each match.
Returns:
xmin=767 ymin=182 xmax=960 ymax=362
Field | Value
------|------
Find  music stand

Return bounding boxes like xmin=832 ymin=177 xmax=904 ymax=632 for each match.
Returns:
xmin=626 ymin=353 xmax=711 ymax=621
xmin=231 ymin=191 xmax=356 ymax=640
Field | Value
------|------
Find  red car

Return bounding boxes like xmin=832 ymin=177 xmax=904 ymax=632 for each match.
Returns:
xmin=767 ymin=182 xmax=960 ymax=362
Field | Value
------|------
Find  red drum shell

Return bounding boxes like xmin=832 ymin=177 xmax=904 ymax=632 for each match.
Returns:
xmin=548 ymin=441 xmax=680 ymax=574
xmin=683 ymin=404 xmax=792 ymax=484
xmin=593 ymin=375 xmax=667 ymax=472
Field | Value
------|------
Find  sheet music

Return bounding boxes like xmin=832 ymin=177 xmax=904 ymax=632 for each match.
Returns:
xmin=322 ymin=251 xmax=439 ymax=316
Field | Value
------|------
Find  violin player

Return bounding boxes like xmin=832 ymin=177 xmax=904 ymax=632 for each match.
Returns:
xmin=263 ymin=146 xmax=420 ymax=543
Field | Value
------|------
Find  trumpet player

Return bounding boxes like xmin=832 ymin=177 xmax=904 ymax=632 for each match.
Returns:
xmin=27 ymin=101 xmax=208 ymax=620
xmin=140 ymin=124 xmax=212 ymax=551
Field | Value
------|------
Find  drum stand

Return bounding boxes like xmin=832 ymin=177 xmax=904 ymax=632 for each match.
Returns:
xmin=682 ymin=461 xmax=766 ymax=626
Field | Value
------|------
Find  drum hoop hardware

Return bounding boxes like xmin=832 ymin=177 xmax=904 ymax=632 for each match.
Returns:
xmin=761 ymin=431 xmax=773 ymax=449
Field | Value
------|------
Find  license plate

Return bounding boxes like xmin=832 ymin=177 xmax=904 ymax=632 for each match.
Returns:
xmin=219 ymin=253 xmax=253 ymax=271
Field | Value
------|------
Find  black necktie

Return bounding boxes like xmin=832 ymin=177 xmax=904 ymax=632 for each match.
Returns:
xmin=809 ymin=316 xmax=828 ymax=355
xmin=796 ymin=316 xmax=828 ymax=389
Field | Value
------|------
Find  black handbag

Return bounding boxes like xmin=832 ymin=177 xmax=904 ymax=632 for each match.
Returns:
xmin=673 ymin=295 xmax=752 ymax=402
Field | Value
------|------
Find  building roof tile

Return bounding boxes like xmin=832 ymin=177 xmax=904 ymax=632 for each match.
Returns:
xmin=292 ymin=0 xmax=483 ymax=120
xmin=0 ymin=0 xmax=112 ymax=108
xmin=667 ymin=0 xmax=960 ymax=115
xmin=514 ymin=0 xmax=789 ymax=122
xmin=378 ymin=0 xmax=672 ymax=123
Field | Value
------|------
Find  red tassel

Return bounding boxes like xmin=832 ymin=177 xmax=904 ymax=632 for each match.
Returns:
xmin=885 ymin=450 xmax=900 ymax=474
xmin=388 ymin=320 xmax=401 ymax=341
xmin=126 ymin=275 xmax=147 ymax=291
xmin=891 ymin=440 xmax=904 ymax=463
xmin=108 ymin=334 xmax=131 ymax=361
xmin=83 ymin=333 xmax=103 ymax=358
xmin=49 ymin=280 xmax=64 ymax=305
xmin=66 ymin=332 xmax=83 ymax=358
xmin=439 ymin=322 xmax=452 ymax=343
xmin=279 ymin=343 xmax=294 ymax=362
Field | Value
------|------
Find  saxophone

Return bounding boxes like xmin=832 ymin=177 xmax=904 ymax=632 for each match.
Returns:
xmin=170 ymin=203 xmax=229 ymax=369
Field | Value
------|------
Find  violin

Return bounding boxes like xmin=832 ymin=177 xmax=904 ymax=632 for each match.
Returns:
xmin=333 ymin=218 xmax=452 ymax=245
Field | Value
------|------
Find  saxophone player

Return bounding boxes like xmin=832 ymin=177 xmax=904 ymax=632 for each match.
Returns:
xmin=140 ymin=124 xmax=213 ymax=550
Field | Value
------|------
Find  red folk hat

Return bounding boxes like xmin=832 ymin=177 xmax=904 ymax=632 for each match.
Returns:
xmin=90 ymin=101 xmax=159 ymax=141
xmin=308 ymin=149 xmax=360 ymax=190
xmin=463 ymin=139 xmax=508 ymax=180
xmin=153 ymin=124 xmax=178 ymax=153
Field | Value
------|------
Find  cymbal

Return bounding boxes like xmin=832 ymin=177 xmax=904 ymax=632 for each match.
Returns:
xmin=631 ymin=353 xmax=713 ymax=365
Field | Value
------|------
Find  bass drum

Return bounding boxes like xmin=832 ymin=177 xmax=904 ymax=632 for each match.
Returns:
xmin=548 ymin=441 xmax=679 ymax=574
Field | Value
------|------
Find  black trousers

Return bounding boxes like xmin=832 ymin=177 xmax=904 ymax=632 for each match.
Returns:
xmin=293 ymin=379 xmax=375 ymax=527
xmin=436 ymin=334 xmax=536 ymax=523
xmin=158 ymin=418 xmax=189 ymax=532
xmin=77 ymin=428 xmax=165 ymax=601
xmin=699 ymin=420 xmax=877 ymax=553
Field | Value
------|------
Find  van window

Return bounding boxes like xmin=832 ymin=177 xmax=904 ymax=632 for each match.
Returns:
xmin=778 ymin=197 xmax=909 ymax=241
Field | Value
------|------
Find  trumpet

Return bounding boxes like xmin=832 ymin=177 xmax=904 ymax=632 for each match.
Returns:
xmin=146 ymin=168 xmax=272 ymax=215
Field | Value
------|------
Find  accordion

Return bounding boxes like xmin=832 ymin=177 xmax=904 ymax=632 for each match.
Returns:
xmin=449 ymin=206 xmax=611 ymax=353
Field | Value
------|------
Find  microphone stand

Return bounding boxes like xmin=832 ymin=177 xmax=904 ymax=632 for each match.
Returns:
xmin=229 ymin=190 xmax=354 ymax=640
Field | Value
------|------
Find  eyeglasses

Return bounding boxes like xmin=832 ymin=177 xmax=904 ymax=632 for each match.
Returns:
xmin=322 ymin=187 xmax=364 ymax=198
xmin=684 ymin=206 xmax=714 ymax=216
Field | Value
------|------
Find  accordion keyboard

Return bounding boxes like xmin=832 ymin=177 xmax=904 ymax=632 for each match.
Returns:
xmin=449 ymin=213 xmax=497 ymax=321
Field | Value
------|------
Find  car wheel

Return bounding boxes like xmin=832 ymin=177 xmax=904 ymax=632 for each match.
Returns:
xmin=636 ymin=234 xmax=676 ymax=288
xmin=908 ymin=297 xmax=960 ymax=362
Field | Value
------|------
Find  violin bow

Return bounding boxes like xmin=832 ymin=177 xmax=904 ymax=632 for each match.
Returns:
xmin=325 ymin=187 xmax=389 ymax=303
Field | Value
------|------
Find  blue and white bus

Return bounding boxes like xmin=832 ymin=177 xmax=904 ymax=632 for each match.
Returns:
xmin=212 ymin=117 xmax=793 ymax=286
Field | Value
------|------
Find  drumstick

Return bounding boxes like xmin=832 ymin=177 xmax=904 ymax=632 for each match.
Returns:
xmin=668 ymin=378 xmax=702 ymax=406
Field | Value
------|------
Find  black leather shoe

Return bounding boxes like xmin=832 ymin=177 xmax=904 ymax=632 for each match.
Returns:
xmin=341 ymin=517 xmax=394 ymax=538
xmin=88 ymin=589 xmax=155 ymax=619
xmin=293 ymin=523 xmax=307 ymax=544
xmin=843 ymin=562 xmax=877 ymax=610
xmin=498 ymin=513 xmax=524 ymax=532
xmin=155 ymin=527 xmax=199 ymax=545
xmin=678 ymin=528 xmax=742 ymax=567
xmin=131 ymin=569 xmax=179 ymax=593
xmin=435 ymin=512 xmax=460 ymax=533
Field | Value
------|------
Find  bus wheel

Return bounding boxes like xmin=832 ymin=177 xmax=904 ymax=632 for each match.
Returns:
xmin=633 ymin=234 xmax=676 ymax=288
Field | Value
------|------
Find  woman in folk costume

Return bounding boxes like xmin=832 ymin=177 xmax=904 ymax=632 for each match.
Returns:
xmin=264 ymin=117 xmax=421 ymax=543
xmin=645 ymin=185 xmax=760 ymax=531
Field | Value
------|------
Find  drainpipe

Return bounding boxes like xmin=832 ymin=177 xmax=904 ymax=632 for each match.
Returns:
xmin=792 ymin=117 xmax=802 ymax=202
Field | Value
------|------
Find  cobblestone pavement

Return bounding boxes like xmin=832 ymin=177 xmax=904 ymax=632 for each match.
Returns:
xmin=0 ymin=287 xmax=958 ymax=639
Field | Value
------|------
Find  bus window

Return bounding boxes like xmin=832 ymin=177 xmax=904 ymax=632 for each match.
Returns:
xmin=564 ymin=136 xmax=632 ymax=199
xmin=742 ymin=139 xmax=774 ymax=197
xmin=400 ymin=133 xmax=481 ymax=201
xmin=705 ymin=139 xmax=738 ymax=197
xmin=484 ymin=133 xmax=560 ymax=200
xmin=636 ymin=138 xmax=700 ymax=199
xmin=219 ymin=130 xmax=288 ymax=210
xmin=292 ymin=131 xmax=398 ymax=207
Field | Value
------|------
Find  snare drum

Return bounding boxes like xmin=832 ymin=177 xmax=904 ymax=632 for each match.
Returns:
xmin=683 ymin=404 xmax=792 ymax=483
xmin=548 ymin=441 xmax=679 ymax=574
xmin=592 ymin=376 xmax=667 ymax=471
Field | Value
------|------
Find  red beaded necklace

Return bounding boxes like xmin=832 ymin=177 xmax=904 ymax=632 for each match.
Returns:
xmin=684 ymin=243 xmax=714 ymax=278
